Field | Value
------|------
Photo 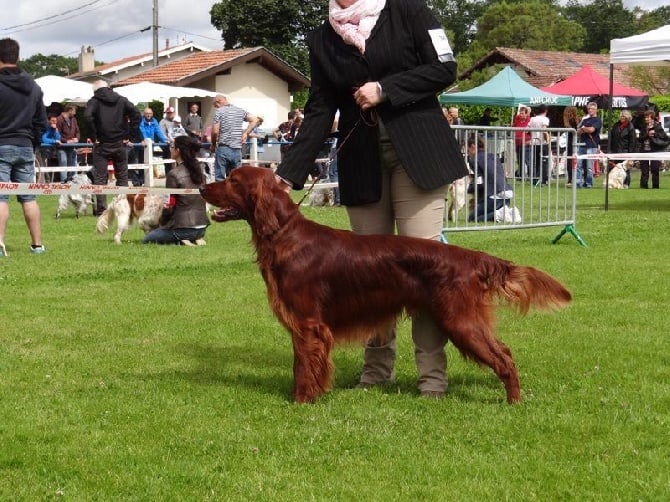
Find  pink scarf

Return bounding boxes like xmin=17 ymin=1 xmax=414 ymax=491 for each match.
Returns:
xmin=329 ymin=0 xmax=386 ymax=53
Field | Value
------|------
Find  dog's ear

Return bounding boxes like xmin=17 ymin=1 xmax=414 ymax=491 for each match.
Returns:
xmin=250 ymin=171 xmax=281 ymax=238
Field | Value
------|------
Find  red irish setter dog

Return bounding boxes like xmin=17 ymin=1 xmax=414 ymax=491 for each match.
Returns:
xmin=200 ymin=167 xmax=571 ymax=404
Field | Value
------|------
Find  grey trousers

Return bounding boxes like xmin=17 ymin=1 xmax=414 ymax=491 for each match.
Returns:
xmin=346 ymin=143 xmax=448 ymax=394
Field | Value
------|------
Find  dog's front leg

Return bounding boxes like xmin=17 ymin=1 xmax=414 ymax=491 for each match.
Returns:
xmin=290 ymin=324 xmax=334 ymax=403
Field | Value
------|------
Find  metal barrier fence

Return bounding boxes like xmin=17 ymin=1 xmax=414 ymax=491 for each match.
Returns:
xmin=445 ymin=124 xmax=587 ymax=246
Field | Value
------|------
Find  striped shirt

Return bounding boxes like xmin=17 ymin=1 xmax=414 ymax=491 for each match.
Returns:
xmin=214 ymin=104 xmax=249 ymax=148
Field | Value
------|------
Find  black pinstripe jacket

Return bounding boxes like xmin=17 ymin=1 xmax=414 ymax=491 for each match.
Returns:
xmin=276 ymin=0 xmax=468 ymax=206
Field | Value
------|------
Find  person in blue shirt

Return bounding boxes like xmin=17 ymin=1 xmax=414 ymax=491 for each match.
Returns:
xmin=139 ymin=107 xmax=168 ymax=145
xmin=40 ymin=115 xmax=62 ymax=171
xmin=137 ymin=107 xmax=170 ymax=184
xmin=576 ymin=102 xmax=602 ymax=188
xmin=41 ymin=115 xmax=61 ymax=145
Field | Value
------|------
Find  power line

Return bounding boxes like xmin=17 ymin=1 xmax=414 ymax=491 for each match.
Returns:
xmin=61 ymin=28 xmax=150 ymax=57
xmin=161 ymin=26 xmax=222 ymax=43
xmin=1 ymin=0 xmax=106 ymax=31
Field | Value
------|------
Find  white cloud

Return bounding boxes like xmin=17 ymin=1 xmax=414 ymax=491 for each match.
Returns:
xmin=2 ymin=0 xmax=223 ymax=64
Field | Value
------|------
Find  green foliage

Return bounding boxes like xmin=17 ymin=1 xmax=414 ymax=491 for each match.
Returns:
xmin=628 ymin=66 xmax=670 ymax=97
xmin=650 ymin=95 xmax=670 ymax=113
xmin=428 ymin=0 xmax=491 ymax=55
xmin=563 ymin=0 xmax=637 ymax=53
xmin=1 ymin=184 xmax=670 ymax=499
xmin=19 ymin=54 xmax=79 ymax=78
xmin=629 ymin=5 xmax=670 ymax=32
xmin=209 ymin=0 xmax=327 ymax=76
xmin=476 ymin=0 xmax=585 ymax=51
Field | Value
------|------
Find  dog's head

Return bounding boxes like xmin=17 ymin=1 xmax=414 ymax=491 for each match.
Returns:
xmin=200 ymin=167 xmax=296 ymax=237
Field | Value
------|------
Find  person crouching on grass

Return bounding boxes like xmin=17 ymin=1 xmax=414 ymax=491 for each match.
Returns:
xmin=143 ymin=135 xmax=209 ymax=246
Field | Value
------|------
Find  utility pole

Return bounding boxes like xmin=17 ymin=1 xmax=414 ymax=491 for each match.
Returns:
xmin=152 ymin=0 xmax=159 ymax=66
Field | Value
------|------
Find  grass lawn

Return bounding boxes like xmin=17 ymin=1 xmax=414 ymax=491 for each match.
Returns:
xmin=1 ymin=171 xmax=669 ymax=500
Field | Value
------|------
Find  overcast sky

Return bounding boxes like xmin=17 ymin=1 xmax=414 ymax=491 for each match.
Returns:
xmin=2 ymin=0 xmax=666 ymax=65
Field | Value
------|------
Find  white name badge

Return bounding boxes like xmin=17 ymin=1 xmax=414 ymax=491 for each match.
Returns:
xmin=428 ymin=28 xmax=454 ymax=63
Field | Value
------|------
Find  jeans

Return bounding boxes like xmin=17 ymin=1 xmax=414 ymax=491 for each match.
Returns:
xmin=327 ymin=155 xmax=340 ymax=204
xmin=0 ymin=145 xmax=37 ymax=203
xmin=143 ymin=226 xmax=207 ymax=244
xmin=468 ymin=197 xmax=506 ymax=222
xmin=578 ymin=146 xmax=597 ymax=187
xmin=531 ymin=144 xmax=548 ymax=183
xmin=56 ymin=147 xmax=78 ymax=182
xmin=214 ymin=145 xmax=241 ymax=181
xmin=515 ymin=144 xmax=530 ymax=177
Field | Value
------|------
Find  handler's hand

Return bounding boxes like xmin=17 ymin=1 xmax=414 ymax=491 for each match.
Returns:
xmin=354 ymin=82 xmax=382 ymax=111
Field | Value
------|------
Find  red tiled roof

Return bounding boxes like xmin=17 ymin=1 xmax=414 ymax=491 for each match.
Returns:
xmin=462 ymin=47 xmax=635 ymax=89
xmin=113 ymin=47 xmax=310 ymax=92
xmin=70 ymin=42 xmax=210 ymax=79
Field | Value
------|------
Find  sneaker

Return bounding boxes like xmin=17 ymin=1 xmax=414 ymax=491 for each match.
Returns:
xmin=30 ymin=245 xmax=46 ymax=254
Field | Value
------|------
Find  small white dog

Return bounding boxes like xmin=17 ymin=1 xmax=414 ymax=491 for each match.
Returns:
xmin=96 ymin=193 xmax=163 ymax=244
xmin=604 ymin=160 xmax=633 ymax=189
xmin=56 ymin=173 xmax=94 ymax=219
xmin=448 ymin=175 xmax=470 ymax=221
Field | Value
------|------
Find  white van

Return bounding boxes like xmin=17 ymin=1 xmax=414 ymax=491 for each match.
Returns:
xmin=659 ymin=112 xmax=670 ymax=134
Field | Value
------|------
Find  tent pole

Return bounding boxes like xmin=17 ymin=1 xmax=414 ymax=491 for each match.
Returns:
xmin=605 ymin=63 xmax=615 ymax=211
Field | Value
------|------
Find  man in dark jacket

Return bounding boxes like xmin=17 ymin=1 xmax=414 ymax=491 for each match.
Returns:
xmin=84 ymin=80 xmax=141 ymax=214
xmin=0 ymin=37 xmax=47 ymax=256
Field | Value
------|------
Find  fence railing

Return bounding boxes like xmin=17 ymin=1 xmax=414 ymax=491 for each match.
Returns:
xmin=445 ymin=124 xmax=586 ymax=246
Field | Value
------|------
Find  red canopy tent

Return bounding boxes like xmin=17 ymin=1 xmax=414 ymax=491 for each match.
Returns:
xmin=541 ymin=65 xmax=648 ymax=109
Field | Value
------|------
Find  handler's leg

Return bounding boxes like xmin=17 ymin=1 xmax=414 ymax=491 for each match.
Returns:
xmin=347 ymin=152 xmax=396 ymax=387
xmin=390 ymin=146 xmax=449 ymax=397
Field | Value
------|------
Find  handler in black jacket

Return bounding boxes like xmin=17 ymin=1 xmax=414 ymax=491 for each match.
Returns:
xmin=84 ymin=80 xmax=140 ymax=214
xmin=275 ymin=0 xmax=468 ymax=398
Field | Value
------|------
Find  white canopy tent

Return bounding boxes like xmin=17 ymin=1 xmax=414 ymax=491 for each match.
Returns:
xmin=610 ymin=25 xmax=670 ymax=66
xmin=35 ymin=75 xmax=93 ymax=105
xmin=114 ymin=81 xmax=218 ymax=104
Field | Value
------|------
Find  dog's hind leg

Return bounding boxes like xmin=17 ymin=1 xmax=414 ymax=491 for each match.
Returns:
xmin=113 ymin=199 xmax=132 ymax=245
xmin=435 ymin=305 xmax=521 ymax=403
xmin=290 ymin=322 xmax=335 ymax=403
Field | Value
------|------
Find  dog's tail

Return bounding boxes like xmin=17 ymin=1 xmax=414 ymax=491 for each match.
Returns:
xmin=96 ymin=207 xmax=114 ymax=234
xmin=497 ymin=265 xmax=572 ymax=315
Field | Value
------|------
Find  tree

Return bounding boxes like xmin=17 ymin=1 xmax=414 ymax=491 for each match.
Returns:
xmin=634 ymin=5 xmax=670 ymax=33
xmin=474 ymin=1 xmax=585 ymax=52
xmin=19 ymin=54 xmax=79 ymax=78
xmin=209 ymin=0 xmax=327 ymax=76
xmin=427 ymin=0 xmax=491 ymax=55
xmin=563 ymin=0 xmax=636 ymax=54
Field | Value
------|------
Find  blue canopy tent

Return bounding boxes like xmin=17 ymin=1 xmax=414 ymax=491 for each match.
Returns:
xmin=439 ymin=66 xmax=573 ymax=107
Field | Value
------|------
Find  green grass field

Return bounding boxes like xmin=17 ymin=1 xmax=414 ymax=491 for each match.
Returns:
xmin=1 ymin=172 xmax=669 ymax=500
